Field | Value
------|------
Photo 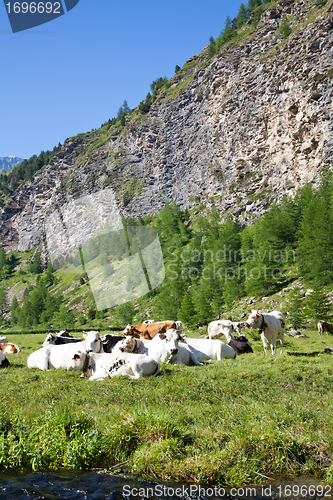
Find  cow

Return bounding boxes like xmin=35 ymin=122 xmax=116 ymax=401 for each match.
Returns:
xmin=100 ymin=334 xmax=124 ymax=353
xmin=42 ymin=332 xmax=84 ymax=347
xmin=208 ymin=320 xmax=235 ymax=342
xmin=228 ymin=335 xmax=253 ymax=355
xmin=181 ymin=337 xmax=236 ymax=361
xmin=66 ymin=351 xmax=159 ymax=381
xmin=0 ymin=351 xmax=10 ymax=368
xmin=148 ymin=329 xmax=202 ymax=366
xmin=118 ymin=336 xmax=150 ymax=355
xmin=232 ymin=322 xmax=244 ymax=335
xmin=245 ymin=310 xmax=285 ymax=355
xmin=122 ymin=321 xmax=177 ymax=340
xmin=0 ymin=342 xmax=20 ymax=354
xmin=142 ymin=320 xmax=155 ymax=324
xmin=27 ymin=331 xmax=102 ymax=370
xmin=318 ymin=320 xmax=333 ymax=336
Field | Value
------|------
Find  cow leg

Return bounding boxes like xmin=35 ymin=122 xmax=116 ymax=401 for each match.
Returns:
xmin=89 ymin=368 xmax=108 ymax=381
xmin=261 ymin=332 xmax=268 ymax=356
xmin=189 ymin=352 xmax=203 ymax=366
xmin=128 ymin=364 xmax=143 ymax=379
xmin=40 ymin=353 xmax=50 ymax=370
xmin=271 ymin=333 xmax=278 ymax=355
xmin=279 ymin=337 xmax=284 ymax=354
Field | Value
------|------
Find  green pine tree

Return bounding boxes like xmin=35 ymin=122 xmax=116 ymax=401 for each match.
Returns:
xmin=304 ymin=286 xmax=331 ymax=324
xmin=178 ymin=289 xmax=196 ymax=326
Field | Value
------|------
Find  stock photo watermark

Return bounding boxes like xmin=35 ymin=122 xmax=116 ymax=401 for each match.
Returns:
xmin=166 ymin=246 xmax=296 ymax=282
xmin=3 ymin=0 xmax=79 ymax=33
xmin=44 ymin=187 xmax=165 ymax=310
xmin=122 ymin=483 xmax=332 ymax=498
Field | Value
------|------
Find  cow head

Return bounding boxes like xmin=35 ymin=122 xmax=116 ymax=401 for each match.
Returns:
xmin=66 ymin=351 xmax=85 ymax=372
xmin=244 ymin=310 xmax=261 ymax=329
xmin=118 ymin=336 xmax=136 ymax=353
xmin=237 ymin=335 xmax=252 ymax=347
xmin=82 ymin=331 xmax=101 ymax=353
xmin=42 ymin=333 xmax=57 ymax=347
xmin=122 ymin=324 xmax=132 ymax=335
xmin=162 ymin=329 xmax=181 ymax=356
xmin=232 ymin=322 xmax=243 ymax=335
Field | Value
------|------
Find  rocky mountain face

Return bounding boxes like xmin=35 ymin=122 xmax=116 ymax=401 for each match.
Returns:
xmin=1 ymin=0 xmax=333 ymax=256
xmin=0 ymin=156 xmax=23 ymax=172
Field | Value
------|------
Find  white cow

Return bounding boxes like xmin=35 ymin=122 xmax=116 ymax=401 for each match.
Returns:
xmin=149 ymin=329 xmax=202 ymax=366
xmin=66 ymin=351 xmax=159 ymax=380
xmin=27 ymin=331 xmax=102 ymax=370
xmin=208 ymin=320 xmax=235 ymax=342
xmin=181 ymin=337 xmax=236 ymax=361
xmin=232 ymin=322 xmax=244 ymax=335
xmin=245 ymin=310 xmax=285 ymax=355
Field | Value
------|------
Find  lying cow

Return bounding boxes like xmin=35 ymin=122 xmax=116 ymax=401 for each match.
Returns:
xmin=228 ymin=335 xmax=253 ymax=355
xmin=42 ymin=332 xmax=84 ymax=347
xmin=0 ymin=351 xmax=10 ymax=368
xmin=149 ymin=329 xmax=202 ymax=366
xmin=318 ymin=320 xmax=333 ymax=336
xmin=66 ymin=351 xmax=159 ymax=381
xmin=182 ymin=337 xmax=236 ymax=361
xmin=100 ymin=334 xmax=124 ymax=353
xmin=245 ymin=310 xmax=285 ymax=355
xmin=27 ymin=331 xmax=102 ymax=370
xmin=0 ymin=342 xmax=20 ymax=354
xmin=122 ymin=321 xmax=177 ymax=340
xmin=118 ymin=336 xmax=150 ymax=355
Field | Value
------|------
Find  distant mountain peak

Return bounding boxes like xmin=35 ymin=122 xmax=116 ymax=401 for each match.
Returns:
xmin=0 ymin=157 xmax=24 ymax=172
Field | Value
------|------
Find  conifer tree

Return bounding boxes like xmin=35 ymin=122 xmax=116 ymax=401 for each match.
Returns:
xmin=0 ymin=246 xmax=5 ymax=270
xmin=236 ymin=3 xmax=248 ymax=28
xmin=178 ymin=290 xmax=196 ymax=326
xmin=208 ymin=37 xmax=216 ymax=59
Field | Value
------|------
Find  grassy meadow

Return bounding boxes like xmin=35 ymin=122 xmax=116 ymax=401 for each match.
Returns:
xmin=1 ymin=328 xmax=333 ymax=486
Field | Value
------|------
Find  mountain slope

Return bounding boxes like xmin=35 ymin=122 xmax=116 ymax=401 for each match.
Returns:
xmin=0 ymin=156 xmax=23 ymax=172
xmin=1 ymin=0 xmax=333 ymax=254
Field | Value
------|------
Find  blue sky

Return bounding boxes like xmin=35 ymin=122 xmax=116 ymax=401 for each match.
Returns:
xmin=1 ymin=0 xmax=240 ymax=159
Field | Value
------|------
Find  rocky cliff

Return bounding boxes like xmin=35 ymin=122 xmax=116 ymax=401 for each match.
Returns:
xmin=1 ymin=0 xmax=333 ymax=254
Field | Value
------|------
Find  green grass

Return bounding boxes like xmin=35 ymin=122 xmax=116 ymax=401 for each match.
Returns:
xmin=1 ymin=329 xmax=333 ymax=484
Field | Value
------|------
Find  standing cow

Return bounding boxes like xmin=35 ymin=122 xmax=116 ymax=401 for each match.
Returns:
xmin=245 ymin=310 xmax=285 ymax=355
xmin=318 ymin=320 xmax=333 ymax=336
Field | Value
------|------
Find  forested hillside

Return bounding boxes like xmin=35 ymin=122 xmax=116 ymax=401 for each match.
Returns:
xmin=0 ymin=168 xmax=332 ymax=331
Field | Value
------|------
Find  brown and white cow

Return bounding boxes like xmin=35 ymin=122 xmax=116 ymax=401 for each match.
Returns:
xmin=122 ymin=321 xmax=177 ymax=340
xmin=318 ymin=320 xmax=333 ymax=336
xmin=245 ymin=310 xmax=285 ymax=355
xmin=0 ymin=343 xmax=20 ymax=354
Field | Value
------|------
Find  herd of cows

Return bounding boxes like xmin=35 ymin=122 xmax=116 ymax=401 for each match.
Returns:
xmin=0 ymin=309 xmax=295 ymax=379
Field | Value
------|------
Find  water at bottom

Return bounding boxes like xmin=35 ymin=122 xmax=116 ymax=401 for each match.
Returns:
xmin=0 ymin=470 xmax=331 ymax=500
